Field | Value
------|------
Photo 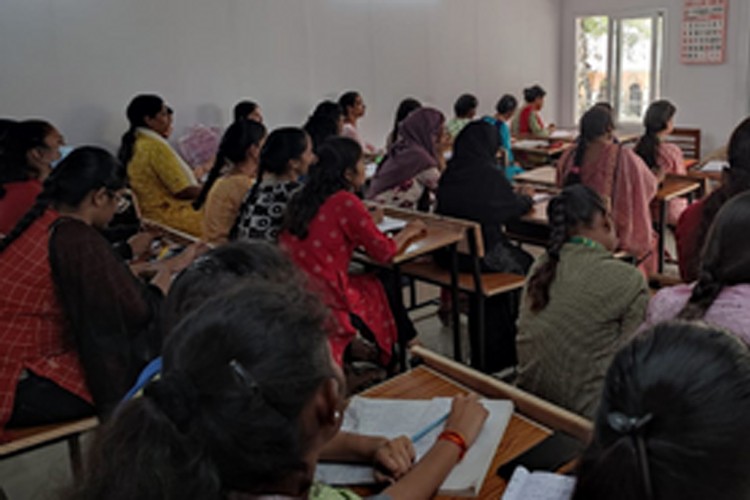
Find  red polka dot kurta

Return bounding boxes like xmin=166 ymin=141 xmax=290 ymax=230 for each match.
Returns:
xmin=280 ymin=191 xmax=398 ymax=366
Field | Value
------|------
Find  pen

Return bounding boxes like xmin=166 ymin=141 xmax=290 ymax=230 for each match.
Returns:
xmin=411 ymin=412 xmax=449 ymax=443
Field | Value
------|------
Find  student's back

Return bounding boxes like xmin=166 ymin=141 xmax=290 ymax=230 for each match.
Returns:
xmin=517 ymin=186 xmax=648 ymax=418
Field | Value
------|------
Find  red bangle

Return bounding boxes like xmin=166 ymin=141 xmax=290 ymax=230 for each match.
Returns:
xmin=438 ymin=430 xmax=468 ymax=461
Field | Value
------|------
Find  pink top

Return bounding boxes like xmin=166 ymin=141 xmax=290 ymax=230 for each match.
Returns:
xmin=656 ymin=143 xmax=688 ymax=225
xmin=342 ymin=123 xmax=376 ymax=154
xmin=643 ymin=283 xmax=750 ymax=345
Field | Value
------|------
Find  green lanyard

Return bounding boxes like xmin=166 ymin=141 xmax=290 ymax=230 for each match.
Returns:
xmin=568 ymin=236 xmax=604 ymax=251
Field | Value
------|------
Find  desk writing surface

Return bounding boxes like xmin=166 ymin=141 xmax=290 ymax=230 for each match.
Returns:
xmin=521 ymin=200 xmax=550 ymax=226
xmin=356 ymin=366 xmax=550 ymax=500
xmin=656 ymin=176 xmax=702 ymax=201
xmin=514 ymin=166 xmax=557 ymax=188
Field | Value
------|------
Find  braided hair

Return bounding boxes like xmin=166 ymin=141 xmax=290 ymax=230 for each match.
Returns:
xmin=0 ymin=146 xmax=126 ymax=253
xmin=634 ymin=100 xmax=676 ymax=173
xmin=283 ymin=137 xmax=362 ymax=240
xmin=525 ymin=185 xmax=608 ymax=312
xmin=565 ymin=107 xmax=615 ymax=186
xmin=118 ymin=94 xmax=164 ymax=166
xmin=677 ymin=190 xmax=750 ymax=320
xmin=192 ymin=120 xmax=266 ymax=210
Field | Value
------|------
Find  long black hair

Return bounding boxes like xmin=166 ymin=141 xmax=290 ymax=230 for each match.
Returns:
xmin=525 ymin=185 xmax=608 ymax=312
xmin=0 ymin=146 xmax=126 ymax=253
xmin=338 ymin=91 xmax=360 ymax=119
xmin=689 ymin=117 xmax=750 ymax=274
xmin=523 ymin=85 xmax=546 ymax=103
xmin=244 ymin=127 xmax=308 ymax=201
xmin=573 ymin=321 xmax=750 ymax=500
xmin=496 ymin=95 xmax=518 ymax=116
xmin=634 ymin=100 xmax=676 ymax=172
xmin=232 ymin=100 xmax=259 ymax=122
xmin=192 ymin=120 xmax=267 ymax=210
xmin=0 ymin=120 xmax=56 ymax=197
xmin=67 ymin=280 xmax=334 ymax=500
xmin=677 ymin=191 xmax=750 ymax=320
xmin=118 ymin=94 xmax=164 ymax=166
xmin=565 ymin=107 xmax=615 ymax=186
xmin=303 ymin=101 xmax=343 ymax=152
xmin=388 ymin=98 xmax=422 ymax=146
xmin=283 ymin=137 xmax=362 ymax=240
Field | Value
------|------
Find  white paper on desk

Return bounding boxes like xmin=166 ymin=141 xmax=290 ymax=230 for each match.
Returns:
xmin=532 ymin=193 xmax=552 ymax=203
xmin=376 ymin=216 xmax=407 ymax=234
xmin=365 ymin=162 xmax=378 ymax=179
xmin=549 ymin=130 xmax=576 ymax=140
xmin=502 ymin=466 xmax=576 ymax=500
xmin=701 ymin=160 xmax=728 ymax=172
xmin=514 ymin=140 xmax=549 ymax=149
xmin=315 ymin=397 xmax=514 ymax=497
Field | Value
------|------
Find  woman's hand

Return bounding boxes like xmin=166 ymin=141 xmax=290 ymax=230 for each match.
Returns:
xmin=402 ymin=220 xmax=427 ymax=239
xmin=162 ymin=242 xmax=209 ymax=274
xmin=372 ymin=436 xmax=416 ymax=483
xmin=444 ymin=394 xmax=489 ymax=449
xmin=369 ymin=206 xmax=385 ymax=225
xmin=515 ymin=184 xmax=535 ymax=197
xmin=127 ymin=231 xmax=159 ymax=259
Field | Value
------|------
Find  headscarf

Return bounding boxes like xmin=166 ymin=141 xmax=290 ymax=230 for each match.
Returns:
xmin=367 ymin=107 xmax=444 ymax=197
xmin=442 ymin=119 xmax=500 ymax=183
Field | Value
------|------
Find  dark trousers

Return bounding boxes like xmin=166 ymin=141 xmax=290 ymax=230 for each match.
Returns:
xmin=7 ymin=372 xmax=94 ymax=428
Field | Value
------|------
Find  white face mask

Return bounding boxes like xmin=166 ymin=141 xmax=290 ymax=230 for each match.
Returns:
xmin=51 ymin=145 xmax=74 ymax=169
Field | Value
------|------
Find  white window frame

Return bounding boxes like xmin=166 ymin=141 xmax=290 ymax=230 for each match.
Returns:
xmin=574 ymin=9 xmax=666 ymax=125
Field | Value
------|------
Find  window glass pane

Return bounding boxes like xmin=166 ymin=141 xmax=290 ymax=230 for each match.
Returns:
xmin=617 ymin=17 xmax=653 ymax=123
xmin=575 ymin=16 xmax=609 ymax=121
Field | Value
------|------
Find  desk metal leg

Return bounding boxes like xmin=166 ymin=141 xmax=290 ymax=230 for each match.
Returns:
xmin=449 ymin=243 xmax=461 ymax=362
xmin=393 ymin=264 xmax=407 ymax=372
xmin=658 ymin=200 xmax=667 ymax=273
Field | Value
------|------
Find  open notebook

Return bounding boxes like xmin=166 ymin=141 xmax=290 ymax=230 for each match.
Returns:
xmin=501 ymin=466 xmax=576 ymax=500
xmin=315 ymin=397 xmax=514 ymax=497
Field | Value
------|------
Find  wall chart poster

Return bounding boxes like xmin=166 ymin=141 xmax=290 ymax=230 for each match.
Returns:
xmin=681 ymin=0 xmax=727 ymax=64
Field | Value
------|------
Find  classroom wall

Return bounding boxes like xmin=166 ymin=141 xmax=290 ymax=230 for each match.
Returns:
xmin=0 ymin=0 xmax=561 ymax=153
xmin=558 ymin=0 xmax=750 ymax=152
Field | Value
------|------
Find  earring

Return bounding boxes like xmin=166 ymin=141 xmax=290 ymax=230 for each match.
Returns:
xmin=334 ymin=410 xmax=342 ymax=421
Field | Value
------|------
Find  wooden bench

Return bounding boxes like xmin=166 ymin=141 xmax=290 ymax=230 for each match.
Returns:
xmin=0 ymin=417 xmax=98 ymax=480
xmin=399 ymin=216 xmax=526 ymax=371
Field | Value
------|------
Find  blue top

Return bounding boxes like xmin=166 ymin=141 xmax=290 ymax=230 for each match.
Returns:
xmin=483 ymin=116 xmax=515 ymax=166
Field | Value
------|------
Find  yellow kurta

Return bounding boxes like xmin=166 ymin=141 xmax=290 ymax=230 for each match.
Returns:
xmin=202 ymin=174 xmax=253 ymax=245
xmin=127 ymin=128 xmax=203 ymax=236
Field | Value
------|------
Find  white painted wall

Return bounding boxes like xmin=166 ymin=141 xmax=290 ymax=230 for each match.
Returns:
xmin=559 ymin=0 xmax=750 ymax=152
xmin=0 ymin=0 xmax=561 ymax=154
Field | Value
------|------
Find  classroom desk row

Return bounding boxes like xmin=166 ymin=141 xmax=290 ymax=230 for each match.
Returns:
xmin=354 ymin=346 xmax=592 ymax=499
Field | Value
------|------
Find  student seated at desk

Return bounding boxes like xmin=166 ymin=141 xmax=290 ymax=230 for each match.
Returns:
xmin=385 ymin=98 xmax=422 ymax=150
xmin=446 ymin=93 xmax=477 ymax=141
xmin=304 ymin=100 xmax=345 ymax=152
xmin=119 ymin=94 xmax=203 ymax=237
xmin=280 ymin=137 xmax=425 ymax=368
xmin=0 ymin=120 xmax=65 ymax=234
xmin=340 ymin=91 xmax=377 ymax=155
xmin=635 ymin=100 xmax=687 ymax=225
xmin=368 ymin=108 xmax=449 ymax=211
xmin=233 ymin=99 xmax=264 ymax=124
xmin=436 ymin=120 xmax=534 ymax=372
xmin=0 ymin=147 xmax=198 ymax=434
xmin=573 ymin=321 xmax=750 ymax=500
xmin=644 ymin=191 xmax=750 ymax=345
xmin=512 ymin=85 xmax=553 ymax=138
xmin=676 ymin=117 xmax=750 ymax=282
xmin=232 ymin=128 xmax=315 ymax=242
xmin=68 ymin=281 xmax=488 ymax=500
xmin=483 ymin=94 xmax=522 ymax=179
xmin=557 ymin=106 xmax=658 ymax=273
xmin=517 ymin=185 xmax=648 ymax=418
xmin=194 ymin=119 xmax=267 ymax=245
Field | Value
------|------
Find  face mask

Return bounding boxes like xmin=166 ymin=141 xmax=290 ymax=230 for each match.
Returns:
xmin=51 ymin=145 xmax=74 ymax=169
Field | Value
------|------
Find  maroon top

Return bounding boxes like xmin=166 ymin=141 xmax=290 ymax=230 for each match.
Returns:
xmin=0 ymin=180 xmax=42 ymax=235
xmin=675 ymin=198 xmax=705 ymax=283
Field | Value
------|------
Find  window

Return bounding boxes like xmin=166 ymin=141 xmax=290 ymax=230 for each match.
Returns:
xmin=575 ymin=12 xmax=664 ymax=123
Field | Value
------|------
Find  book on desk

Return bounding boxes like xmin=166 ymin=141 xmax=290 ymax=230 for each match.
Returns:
xmin=315 ymin=396 xmax=514 ymax=497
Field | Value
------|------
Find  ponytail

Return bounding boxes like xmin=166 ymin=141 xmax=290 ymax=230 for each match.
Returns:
xmin=564 ymin=106 xmax=614 ymax=186
xmin=0 ymin=194 xmax=53 ymax=253
xmin=676 ymin=269 xmax=723 ymax=320
xmin=525 ymin=185 xmax=607 ymax=312
xmin=118 ymin=94 xmax=165 ymax=167
xmin=117 ymin=127 xmax=138 ymax=167
xmin=634 ymin=131 xmax=660 ymax=172
xmin=635 ymin=100 xmax=676 ymax=173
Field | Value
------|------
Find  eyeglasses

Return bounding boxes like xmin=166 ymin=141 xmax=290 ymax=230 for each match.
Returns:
xmin=107 ymin=190 xmax=131 ymax=214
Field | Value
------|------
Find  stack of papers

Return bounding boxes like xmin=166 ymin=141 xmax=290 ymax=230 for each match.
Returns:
xmin=316 ymin=397 xmax=514 ymax=496
xmin=514 ymin=140 xmax=550 ymax=150
xmin=376 ymin=216 xmax=407 ymax=234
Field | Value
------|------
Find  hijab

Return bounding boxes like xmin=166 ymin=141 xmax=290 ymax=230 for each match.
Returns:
xmin=367 ymin=107 xmax=444 ymax=197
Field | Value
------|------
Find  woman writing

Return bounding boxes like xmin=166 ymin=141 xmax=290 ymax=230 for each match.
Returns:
xmin=280 ymin=137 xmax=425 ymax=368
xmin=0 ymin=147 xmax=196 ymax=433
xmin=193 ymin=119 xmax=267 ymax=245
xmin=118 ymin=94 xmax=203 ymax=236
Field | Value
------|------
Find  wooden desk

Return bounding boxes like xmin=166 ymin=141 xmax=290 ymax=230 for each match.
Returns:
xmin=352 ymin=348 xmax=592 ymax=498
xmin=513 ymin=166 xmax=557 ymax=189
xmin=142 ymin=218 xmax=201 ymax=246
xmin=655 ymin=176 xmax=702 ymax=273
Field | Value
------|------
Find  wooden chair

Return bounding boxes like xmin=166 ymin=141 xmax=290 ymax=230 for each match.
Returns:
xmin=400 ymin=216 xmax=526 ymax=372
xmin=0 ymin=417 xmax=98 ymax=481
xmin=666 ymin=127 xmax=701 ymax=160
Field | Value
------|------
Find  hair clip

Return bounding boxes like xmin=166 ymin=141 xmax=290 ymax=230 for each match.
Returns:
xmin=229 ymin=358 xmax=259 ymax=392
xmin=607 ymin=411 xmax=653 ymax=435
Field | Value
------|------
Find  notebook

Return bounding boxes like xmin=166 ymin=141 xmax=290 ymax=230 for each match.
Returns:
xmin=376 ymin=216 xmax=407 ymax=234
xmin=315 ymin=397 xmax=514 ymax=497
xmin=501 ymin=466 xmax=576 ymax=500
xmin=700 ymin=160 xmax=728 ymax=172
